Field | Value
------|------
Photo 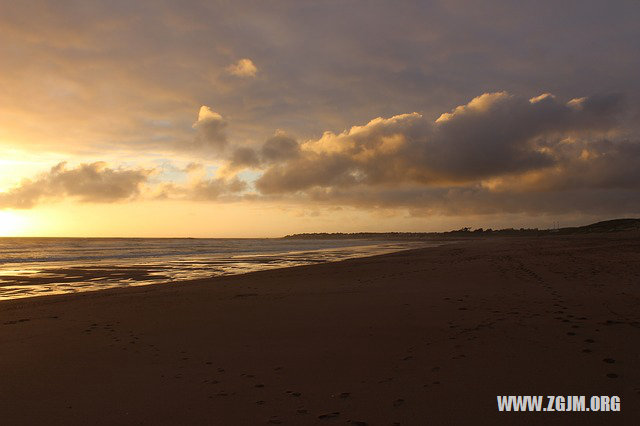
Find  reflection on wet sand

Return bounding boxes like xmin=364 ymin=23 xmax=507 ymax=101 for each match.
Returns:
xmin=0 ymin=242 xmax=436 ymax=300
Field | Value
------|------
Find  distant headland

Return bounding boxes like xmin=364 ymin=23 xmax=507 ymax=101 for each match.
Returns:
xmin=282 ymin=218 xmax=640 ymax=240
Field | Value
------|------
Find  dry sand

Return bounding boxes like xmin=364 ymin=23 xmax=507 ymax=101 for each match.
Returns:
xmin=1 ymin=235 xmax=639 ymax=425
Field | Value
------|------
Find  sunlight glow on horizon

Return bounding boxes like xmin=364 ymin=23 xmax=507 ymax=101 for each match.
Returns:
xmin=0 ymin=211 xmax=29 ymax=237
xmin=0 ymin=199 xmax=608 ymax=238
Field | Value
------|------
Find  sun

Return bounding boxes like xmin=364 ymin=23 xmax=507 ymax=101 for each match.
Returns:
xmin=0 ymin=211 xmax=27 ymax=236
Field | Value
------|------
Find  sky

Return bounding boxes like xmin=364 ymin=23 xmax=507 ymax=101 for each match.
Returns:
xmin=1 ymin=0 xmax=640 ymax=237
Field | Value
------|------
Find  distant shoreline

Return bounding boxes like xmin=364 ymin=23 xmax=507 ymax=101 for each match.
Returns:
xmin=282 ymin=218 xmax=640 ymax=239
xmin=2 ymin=218 xmax=639 ymax=240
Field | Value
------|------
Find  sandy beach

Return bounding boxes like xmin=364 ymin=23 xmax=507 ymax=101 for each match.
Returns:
xmin=1 ymin=234 xmax=639 ymax=425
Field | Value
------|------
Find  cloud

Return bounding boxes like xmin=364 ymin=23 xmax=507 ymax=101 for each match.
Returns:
xmin=0 ymin=162 xmax=151 ymax=209
xmin=1 ymin=160 xmax=249 ymax=208
xmin=427 ymin=92 xmax=625 ymax=180
xmin=220 ymin=131 xmax=300 ymax=176
xmin=2 ymin=1 xmax=639 ymax=159
xmin=298 ymin=182 xmax=640 ymax=217
xmin=261 ymin=132 xmax=301 ymax=162
xmin=154 ymin=163 xmax=248 ymax=201
xmin=226 ymin=58 xmax=258 ymax=77
xmin=228 ymin=147 xmax=261 ymax=169
xmin=4 ymin=89 xmax=639 ymax=218
xmin=222 ymin=90 xmax=640 ymax=216
xmin=187 ymin=106 xmax=228 ymax=151
xmin=190 ymin=176 xmax=247 ymax=200
xmin=254 ymin=92 xmax=625 ymax=194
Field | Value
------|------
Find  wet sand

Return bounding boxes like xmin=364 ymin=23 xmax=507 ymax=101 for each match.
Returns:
xmin=1 ymin=235 xmax=639 ymax=425
xmin=0 ymin=241 xmax=428 ymax=300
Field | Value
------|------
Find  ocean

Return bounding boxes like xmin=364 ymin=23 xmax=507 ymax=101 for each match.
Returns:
xmin=0 ymin=238 xmax=431 ymax=300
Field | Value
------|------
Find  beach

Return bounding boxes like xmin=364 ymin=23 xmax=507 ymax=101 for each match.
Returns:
xmin=0 ymin=238 xmax=428 ymax=300
xmin=1 ymin=234 xmax=639 ymax=425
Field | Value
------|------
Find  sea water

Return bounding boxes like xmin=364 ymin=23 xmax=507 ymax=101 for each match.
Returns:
xmin=0 ymin=238 xmax=431 ymax=300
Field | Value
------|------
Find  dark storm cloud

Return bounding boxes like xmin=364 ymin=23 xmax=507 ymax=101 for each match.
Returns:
xmin=0 ymin=162 xmax=151 ymax=209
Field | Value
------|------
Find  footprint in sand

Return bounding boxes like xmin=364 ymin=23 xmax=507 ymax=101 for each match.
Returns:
xmin=393 ymin=398 xmax=405 ymax=407
xmin=318 ymin=412 xmax=340 ymax=420
xmin=603 ymin=358 xmax=616 ymax=364
xmin=606 ymin=373 xmax=619 ymax=379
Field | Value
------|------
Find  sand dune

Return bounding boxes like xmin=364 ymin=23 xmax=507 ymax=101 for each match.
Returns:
xmin=1 ymin=234 xmax=639 ymax=425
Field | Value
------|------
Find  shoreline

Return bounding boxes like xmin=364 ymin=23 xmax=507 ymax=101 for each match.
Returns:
xmin=2 ymin=234 xmax=639 ymax=424
xmin=0 ymin=239 xmax=441 ymax=302
xmin=0 ymin=242 xmax=446 ymax=308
